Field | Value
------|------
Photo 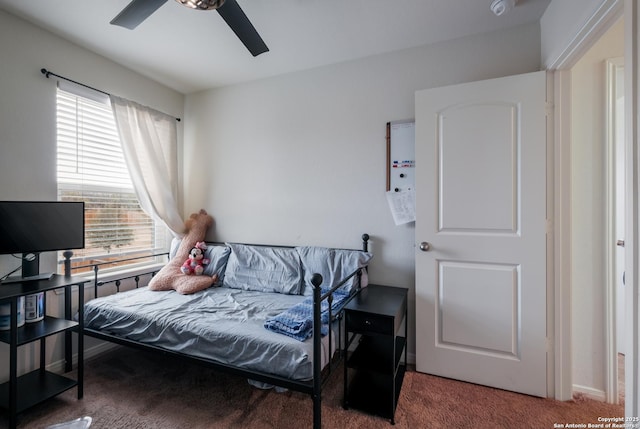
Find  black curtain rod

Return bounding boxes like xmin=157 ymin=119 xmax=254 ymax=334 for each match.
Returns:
xmin=40 ymin=68 xmax=181 ymax=122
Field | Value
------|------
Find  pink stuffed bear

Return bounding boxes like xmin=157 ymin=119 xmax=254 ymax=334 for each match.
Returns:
xmin=181 ymin=241 xmax=210 ymax=275
xmin=148 ymin=210 xmax=218 ymax=294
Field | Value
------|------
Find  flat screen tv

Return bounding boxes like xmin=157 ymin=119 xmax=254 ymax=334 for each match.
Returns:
xmin=0 ymin=201 xmax=85 ymax=281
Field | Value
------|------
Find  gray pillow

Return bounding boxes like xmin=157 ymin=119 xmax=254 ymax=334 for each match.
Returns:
xmin=223 ymin=243 xmax=303 ymax=295
xmin=296 ymin=246 xmax=372 ymax=295
xmin=202 ymin=245 xmax=231 ymax=284
xmin=168 ymin=237 xmax=181 ymax=260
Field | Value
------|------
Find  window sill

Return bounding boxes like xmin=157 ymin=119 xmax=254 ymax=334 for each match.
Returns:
xmin=54 ymin=262 xmax=166 ymax=295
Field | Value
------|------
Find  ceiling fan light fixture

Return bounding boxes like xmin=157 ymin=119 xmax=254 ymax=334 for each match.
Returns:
xmin=175 ymin=0 xmax=226 ymax=10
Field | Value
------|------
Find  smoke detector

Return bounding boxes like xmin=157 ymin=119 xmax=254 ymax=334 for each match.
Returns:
xmin=490 ymin=0 xmax=516 ymax=16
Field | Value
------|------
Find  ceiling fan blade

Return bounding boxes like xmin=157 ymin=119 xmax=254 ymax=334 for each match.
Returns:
xmin=216 ymin=0 xmax=269 ymax=57
xmin=111 ymin=0 xmax=169 ymax=30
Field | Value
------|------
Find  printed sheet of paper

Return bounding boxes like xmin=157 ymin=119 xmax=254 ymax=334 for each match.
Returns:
xmin=386 ymin=189 xmax=415 ymax=225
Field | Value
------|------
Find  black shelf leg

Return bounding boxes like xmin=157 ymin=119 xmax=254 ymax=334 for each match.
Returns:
xmin=9 ymin=298 xmax=18 ymax=429
xmin=77 ymin=283 xmax=84 ymax=399
xmin=64 ymin=286 xmax=72 ymax=372
xmin=40 ymin=337 xmax=46 ymax=374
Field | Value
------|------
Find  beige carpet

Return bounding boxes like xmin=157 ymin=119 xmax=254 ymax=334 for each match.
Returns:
xmin=4 ymin=348 xmax=624 ymax=429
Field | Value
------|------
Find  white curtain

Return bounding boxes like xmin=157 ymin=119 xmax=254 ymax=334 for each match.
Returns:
xmin=110 ymin=96 xmax=184 ymax=235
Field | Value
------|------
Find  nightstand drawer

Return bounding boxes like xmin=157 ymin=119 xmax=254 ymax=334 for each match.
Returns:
xmin=346 ymin=311 xmax=392 ymax=335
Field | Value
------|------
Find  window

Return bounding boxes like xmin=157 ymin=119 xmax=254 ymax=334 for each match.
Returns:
xmin=56 ymin=88 xmax=168 ymax=273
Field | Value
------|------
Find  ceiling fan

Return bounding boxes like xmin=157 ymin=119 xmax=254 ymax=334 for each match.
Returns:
xmin=111 ymin=0 xmax=269 ymax=56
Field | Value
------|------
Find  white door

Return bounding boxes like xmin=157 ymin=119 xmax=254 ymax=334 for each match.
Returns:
xmin=415 ymin=71 xmax=547 ymax=397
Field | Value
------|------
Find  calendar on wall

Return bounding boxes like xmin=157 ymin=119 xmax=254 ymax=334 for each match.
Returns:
xmin=386 ymin=120 xmax=415 ymax=193
xmin=385 ymin=120 xmax=415 ymax=225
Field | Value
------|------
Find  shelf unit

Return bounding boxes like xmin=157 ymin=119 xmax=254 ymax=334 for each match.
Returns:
xmin=343 ymin=284 xmax=408 ymax=424
xmin=0 ymin=274 xmax=87 ymax=429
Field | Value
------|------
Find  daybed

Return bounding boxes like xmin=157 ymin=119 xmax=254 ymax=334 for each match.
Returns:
xmin=80 ymin=234 xmax=372 ymax=429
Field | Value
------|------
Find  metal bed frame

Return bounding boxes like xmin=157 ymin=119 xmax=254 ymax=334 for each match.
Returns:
xmin=66 ymin=234 xmax=370 ymax=429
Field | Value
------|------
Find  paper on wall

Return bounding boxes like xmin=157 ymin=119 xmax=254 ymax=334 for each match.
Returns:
xmin=386 ymin=189 xmax=415 ymax=225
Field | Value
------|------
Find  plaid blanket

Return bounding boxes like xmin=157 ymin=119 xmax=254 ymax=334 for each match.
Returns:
xmin=264 ymin=290 xmax=349 ymax=341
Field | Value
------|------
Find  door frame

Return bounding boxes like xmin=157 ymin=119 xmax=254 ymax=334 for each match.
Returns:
xmin=605 ymin=55 xmax=625 ymax=403
xmin=548 ymin=0 xmax=639 ymax=416
xmin=624 ymin=1 xmax=640 ymax=419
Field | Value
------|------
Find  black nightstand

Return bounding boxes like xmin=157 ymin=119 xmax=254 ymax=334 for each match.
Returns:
xmin=343 ymin=284 xmax=408 ymax=424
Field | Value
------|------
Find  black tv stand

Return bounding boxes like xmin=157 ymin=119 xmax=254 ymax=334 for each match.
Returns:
xmin=1 ymin=273 xmax=54 ymax=285
xmin=0 ymin=274 xmax=88 ymax=428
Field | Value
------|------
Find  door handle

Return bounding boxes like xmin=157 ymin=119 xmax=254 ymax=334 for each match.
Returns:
xmin=617 ymin=240 xmax=625 ymax=247
xmin=419 ymin=242 xmax=431 ymax=252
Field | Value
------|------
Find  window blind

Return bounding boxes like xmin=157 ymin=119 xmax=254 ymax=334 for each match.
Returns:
xmin=56 ymin=89 xmax=167 ymax=269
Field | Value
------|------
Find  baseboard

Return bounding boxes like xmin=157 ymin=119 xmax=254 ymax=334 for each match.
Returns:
xmin=46 ymin=342 xmax=120 ymax=374
xmin=573 ymin=384 xmax=606 ymax=402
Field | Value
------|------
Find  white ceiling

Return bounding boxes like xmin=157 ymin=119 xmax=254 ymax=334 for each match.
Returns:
xmin=0 ymin=0 xmax=551 ymax=94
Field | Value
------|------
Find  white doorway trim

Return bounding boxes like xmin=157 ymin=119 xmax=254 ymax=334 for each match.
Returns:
xmin=624 ymin=0 xmax=639 ymax=419
xmin=546 ymin=0 xmax=624 ymax=70
xmin=549 ymin=0 xmax=625 ymax=402
xmin=605 ymin=55 xmax=625 ymax=404
xmin=551 ymin=67 xmax=572 ymax=401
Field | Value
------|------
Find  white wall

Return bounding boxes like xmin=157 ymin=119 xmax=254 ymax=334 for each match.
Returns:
xmin=571 ymin=18 xmax=624 ymax=399
xmin=183 ymin=23 xmax=542 ymax=359
xmin=0 ymin=9 xmax=184 ymax=379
